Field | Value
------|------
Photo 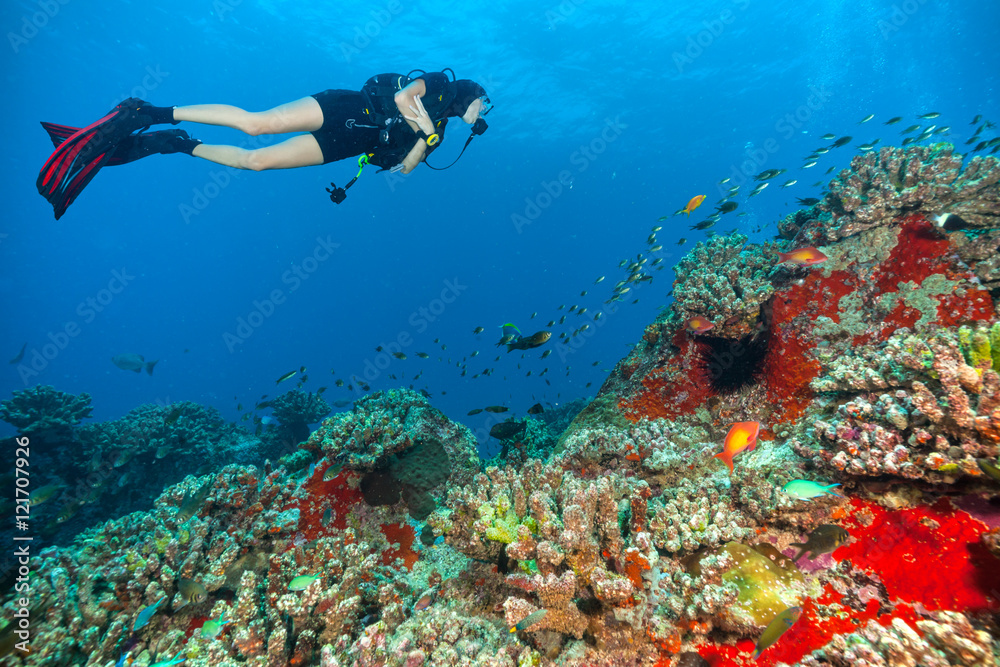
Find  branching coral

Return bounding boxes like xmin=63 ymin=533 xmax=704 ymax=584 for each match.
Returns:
xmin=798 ymin=611 xmax=997 ymax=667
xmin=303 ymin=389 xmax=479 ymax=490
xmin=0 ymin=384 xmax=92 ymax=438
xmin=671 ymin=233 xmax=779 ymax=338
xmin=810 ymin=145 xmax=1000 ymax=242
xmin=803 ymin=326 xmax=1000 ymax=482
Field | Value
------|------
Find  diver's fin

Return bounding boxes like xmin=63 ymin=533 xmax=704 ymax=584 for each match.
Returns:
xmin=36 ymin=98 xmax=176 ymax=220
xmin=43 ymin=124 xmax=199 ymax=166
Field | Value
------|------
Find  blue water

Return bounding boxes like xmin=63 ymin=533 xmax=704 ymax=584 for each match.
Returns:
xmin=1 ymin=0 xmax=998 ymax=453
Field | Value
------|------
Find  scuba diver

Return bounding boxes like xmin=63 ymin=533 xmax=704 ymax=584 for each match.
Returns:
xmin=37 ymin=69 xmax=491 ymax=219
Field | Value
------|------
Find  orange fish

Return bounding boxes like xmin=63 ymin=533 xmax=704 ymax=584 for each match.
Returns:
xmin=777 ymin=246 xmax=828 ymax=267
xmin=686 ymin=316 xmax=714 ymax=334
xmin=714 ymin=421 xmax=760 ymax=473
xmin=682 ymin=195 xmax=706 ymax=216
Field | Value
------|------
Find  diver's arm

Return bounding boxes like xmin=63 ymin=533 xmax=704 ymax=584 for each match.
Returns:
xmin=400 ymin=139 xmax=428 ymax=175
xmin=395 ymin=80 xmax=428 ymax=134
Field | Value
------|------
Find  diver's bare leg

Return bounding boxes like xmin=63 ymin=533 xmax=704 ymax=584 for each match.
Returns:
xmin=191 ymin=134 xmax=324 ymax=170
xmin=173 ymin=97 xmax=324 ymax=135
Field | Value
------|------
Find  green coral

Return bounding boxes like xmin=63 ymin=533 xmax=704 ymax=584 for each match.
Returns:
xmin=957 ymin=323 xmax=1000 ymax=371
xmin=718 ymin=542 xmax=805 ymax=629
xmin=0 ymin=385 xmax=93 ymax=436
xmin=479 ymin=500 xmax=521 ymax=544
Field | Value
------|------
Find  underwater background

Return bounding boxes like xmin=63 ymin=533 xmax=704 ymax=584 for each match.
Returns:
xmin=2 ymin=0 xmax=1000 ymax=665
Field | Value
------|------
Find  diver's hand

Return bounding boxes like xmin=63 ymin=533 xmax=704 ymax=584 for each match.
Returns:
xmin=402 ymin=95 xmax=435 ymax=134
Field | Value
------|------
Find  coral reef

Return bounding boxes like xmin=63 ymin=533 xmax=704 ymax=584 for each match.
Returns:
xmin=0 ymin=384 xmax=92 ymax=442
xmin=670 ymin=232 xmax=779 ymax=339
xmin=303 ymin=389 xmax=480 ymax=489
xmin=800 ymin=325 xmax=1000 ymax=482
xmin=798 ymin=611 xmax=997 ymax=667
xmin=5 ymin=142 xmax=1000 ymax=667
xmin=270 ymin=389 xmax=331 ymax=444
xmin=781 ymin=144 xmax=1000 ymax=243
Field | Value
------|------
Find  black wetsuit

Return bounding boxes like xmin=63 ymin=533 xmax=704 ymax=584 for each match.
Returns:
xmin=310 ymin=72 xmax=454 ymax=166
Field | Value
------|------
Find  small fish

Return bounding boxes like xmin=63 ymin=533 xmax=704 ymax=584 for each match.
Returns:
xmin=796 ymin=197 xmax=820 ymax=206
xmin=813 ymin=146 xmax=830 ymax=154
xmin=148 ymin=652 xmax=186 ymax=667
xmin=900 ymin=124 xmax=920 ymax=134
xmin=416 ymin=352 xmax=429 ymax=359
xmin=29 ymin=483 xmax=63 ymax=506
xmin=176 ymin=578 xmax=207 ymax=609
xmin=714 ymin=422 xmax=760 ymax=474
xmin=321 ymin=507 xmax=332 ymax=526
xmin=289 ymin=575 xmax=320 ymax=591
xmin=754 ymin=168 xmax=786 ymax=181
xmin=527 ymin=403 xmax=544 ymax=415
xmin=112 ymin=353 xmax=158 ymax=375
xmin=691 ymin=219 xmax=716 ymax=230
xmin=801 ymin=160 xmax=818 ymax=169
xmin=749 ymin=182 xmax=769 ymax=197
xmin=676 ymin=238 xmax=687 ymax=245
xmin=789 ymin=524 xmax=850 ymax=560
xmin=133 ymin=595 xmax=167 ymax=632
xmin=932 ymin=125 xmax=950 ymax=135
xmin=830 ymin=136 xmax=852 ymax=148
xmin=858 ymin=113 xmax=875 ymax=123
xmin=971 ymin=114 xmax=982 ymax=125
xmin=780 ymin=179 xmax=797 ymax=188
xmin=472 ymin=326 xmax=485 ymax=334
xmin=594 ymin=276 xmax=605 ymax=284
xmin=540 ymin=349 xmax=552 ymax=359
xmin=276 ymin=370 xmax=297 ymax=384
xmin=783 ymin=479 xmax=842 ymax=500
xmin=820 ymin=133 xmax=836 ymax=141
xmin=506 ymin=331 xmax=551 ymax=352
xmin=883 ymin=116 xmax=902 ymax=125
xmin=484 ymin=405 xmax=509 ymax=413
xmin=200 ymin=612 xmax=232 ymax=640
xmin=323 ymin=458 xmax=345 ymax=479
xmin=918 ymin=111 xmax=941 ymax=119
xmin=753 ymin=606 xmax=802 ymax=659
xmin=413 ymin=587 xmax=437 ymax=612
xmin=392 ymin=352 xmax=407 ymax=360
xmin=9 ymin=343 xmax=26 ymax=364
xmin=652 ymin=225 xmax=662 ymax=232
xmin=978 ymin=459 xmax=1000 ymax=483
xmin=716 ymin=201 xmax=738 ymax=214
xmin=680 ymin=194 xmax=707 ymax=216
xmin=176 ymin=480 xmax=213 ymax=523
xmin=510 ymin=608 xmax=547 ymax=633
xmin=467 ymin=408 xmax=483 ymax=415
xmin=686 ymin=316 xmax=714 ymax=334
xmin=164 ymin=406 xmax=183 ymax=426
xmin=777 ymin=246 xmax=828 ymax=267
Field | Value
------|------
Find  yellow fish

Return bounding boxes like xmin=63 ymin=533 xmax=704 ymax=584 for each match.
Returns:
xmin=681 ymin=194 xmax=706 ymax=216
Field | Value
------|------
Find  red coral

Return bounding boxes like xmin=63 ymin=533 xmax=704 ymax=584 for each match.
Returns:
xmin=618 ymin=330 xmax=716 ymax=421
xmin=380 ymin=521 xmax=418 ymax=570
xmin=837 ymin=497 xmax=1000 ymax=611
